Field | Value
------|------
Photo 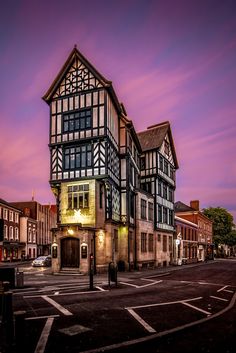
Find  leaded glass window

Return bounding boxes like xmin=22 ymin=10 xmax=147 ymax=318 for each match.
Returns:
xmin=68 ymin=184 xmax=89 ymax=209
xmin=63 ymin=109 xmax=92 ymax=132
xmin=64 ymin=145 xmax=92 ymax=170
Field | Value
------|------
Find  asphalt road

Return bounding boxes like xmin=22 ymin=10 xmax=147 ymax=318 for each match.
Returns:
xmin=1 ymin=259 xmax=236 ymax=353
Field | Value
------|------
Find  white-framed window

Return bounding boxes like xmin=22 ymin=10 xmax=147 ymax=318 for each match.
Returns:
xmin=15 ymin=213 xmax=19 ymax=223
xmin=4 ymin=225 xmax=8 ymax=239
xmin=28 ymin=227 xmax=32 ymax=242
xmin=9 ymin=226 xmax=13 ymax=239
xmin=15 ymin=227 xmax=19 ymax=240
xmin=4 ymin=209 xmax=8 ymax=220
xmin=32 ymin=228 xmax=36 ymax=243
xmin=9 ymin=211 xmax=13 ymax=221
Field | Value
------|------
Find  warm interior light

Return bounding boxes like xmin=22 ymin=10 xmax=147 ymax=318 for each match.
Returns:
xmin=68 ymin=228 xmax=74 ymax=235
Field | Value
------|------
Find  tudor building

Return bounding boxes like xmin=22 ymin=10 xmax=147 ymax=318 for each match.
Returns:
xmin=43 ymin=46 xmax=178 ymax=273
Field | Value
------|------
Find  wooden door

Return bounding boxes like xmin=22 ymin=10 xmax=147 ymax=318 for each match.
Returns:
xmin=61 ymin=237 xmax=80 ymax=268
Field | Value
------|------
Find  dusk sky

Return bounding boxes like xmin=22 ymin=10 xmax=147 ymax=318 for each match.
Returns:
xmin=0 ymin=0 xmax=236 ymax=222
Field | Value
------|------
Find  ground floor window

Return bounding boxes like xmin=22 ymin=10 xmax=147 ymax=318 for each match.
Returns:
xmin=68 ymin=184 xmax=89 ymax=209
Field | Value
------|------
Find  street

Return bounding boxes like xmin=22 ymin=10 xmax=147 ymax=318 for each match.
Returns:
xmin=1 ymin=259 xmax=236 ymax=352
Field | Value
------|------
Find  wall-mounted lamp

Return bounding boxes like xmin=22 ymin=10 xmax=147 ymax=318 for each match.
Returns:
xmin=67 ymin=228 xmax=74 ymax=235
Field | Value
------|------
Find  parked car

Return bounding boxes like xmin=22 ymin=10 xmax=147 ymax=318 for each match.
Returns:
xmin=32 ymin=255 xmax=52 ymax=267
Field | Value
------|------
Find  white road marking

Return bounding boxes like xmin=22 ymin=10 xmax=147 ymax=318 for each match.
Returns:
xmin=210 ymin=295 xmax=229 ymax=302
xmin=54 ymin=291 xmax=59 ymax=295
xmin=126 ymin=297 xmax=202 ymax=310
xmin=95 ymin=286 xmax=106 ymax=291
xmin=127 ymin=308 xmax=156 ymax=333
xmin=42 ymin=295 xmax=73 ymax=316
xmin=24 ymin=289 xmax=104 ymax=298
xmin=34 ymin=317 xmax=54 ymax=353
xmin=26 ymin=315 xmax=59 ymax=320
xmin=120 ymin=280 xmax=162 ymax=289
xmin=223 ymin=289 xmax=234 ymax=293
xmin=144 ymin=273 xmax=170 ymax=278
xmin=182 ymin=301 xmax=211 ymax=315
xmin=120 ymin=282 xmax=139 ymax=288
xmin=217 ymin=285 xmax=228 ymax=292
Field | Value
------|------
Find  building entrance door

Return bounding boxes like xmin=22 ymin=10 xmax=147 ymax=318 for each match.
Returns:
xmin=61 ymin=237 xmax=80 ymax=268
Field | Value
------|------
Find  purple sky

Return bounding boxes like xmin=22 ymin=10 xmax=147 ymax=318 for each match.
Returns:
xmin=0 ymin=0 xmax=236 ymax=222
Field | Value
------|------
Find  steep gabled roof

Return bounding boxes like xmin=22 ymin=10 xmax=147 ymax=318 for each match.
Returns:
xmin=42 ymin=46 xmax=122 ymax=113
xmin=174 ymin=201 xmax=195 ymax=212
xmin=137 ymin=121 xmax=179 ymax=168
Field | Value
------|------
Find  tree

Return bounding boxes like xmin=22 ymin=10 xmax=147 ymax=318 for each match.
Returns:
xmin=202 ymin=207 xmax=235 ymax=251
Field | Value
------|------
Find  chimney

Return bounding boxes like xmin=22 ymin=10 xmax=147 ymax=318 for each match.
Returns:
xmin=190 ymin=200 xmax=199 ymax=211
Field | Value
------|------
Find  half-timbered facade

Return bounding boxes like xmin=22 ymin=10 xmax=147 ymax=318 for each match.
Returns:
xmin=43 ymin=47 xmax=179 ymax=273
xmin=137 ymin=122 xmax=179 ymax=266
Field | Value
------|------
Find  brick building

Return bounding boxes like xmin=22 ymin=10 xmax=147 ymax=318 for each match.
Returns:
xmin=174 ymin=200 xmax=213 ymax=261
xmin=0 ymin=198 xmax=23 ymax=261
xmin=10 ymin=201 xmax=57 ymax=257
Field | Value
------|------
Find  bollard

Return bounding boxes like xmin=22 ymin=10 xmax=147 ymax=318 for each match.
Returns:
xmin=3 ymin=281 xmax=10 ymax=292
xmin=89 ymin=269 xmax=94 ymax=290
xmin=89 ymin=253 xmax=94 ymax=290
xmin=2 ymin=291 xmax=14 ymax=351
xmin=14 ymin=310 xmax=26 ymax=350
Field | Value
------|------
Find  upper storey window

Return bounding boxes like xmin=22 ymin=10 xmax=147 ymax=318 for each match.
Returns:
xmin=64 ymin=145 xmax=92 ymax=170
xmin=63 ymin=108 xmax=92 ymax=132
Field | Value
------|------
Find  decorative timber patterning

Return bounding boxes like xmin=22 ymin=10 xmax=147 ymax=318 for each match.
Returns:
xmin=54 ymin=59 xmax=103 ymax=98
xmin=107 ymin=144 xmax=119 ymax=185
xmin=112 ymin=185 xmax=120 ymax=221
xmin=93 ymin=141 xmax=106 ymax=168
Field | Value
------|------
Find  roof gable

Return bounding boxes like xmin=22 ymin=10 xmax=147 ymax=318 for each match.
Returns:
xmin=42 ymin=46 xmax=120 ymax=110
xmin=174 ymin=201 xmax=195 ymax=212
xmin=137 ymin=121 xmax=179 ymax=168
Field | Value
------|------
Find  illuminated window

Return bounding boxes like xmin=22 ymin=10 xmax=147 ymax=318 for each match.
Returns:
xmin=64 ymin=144 xmax=92 ymax=170
xmin=68 ymin=184 xmax=89 ymax=209
xmin=63 ymin=109 xmax=92 ymax=132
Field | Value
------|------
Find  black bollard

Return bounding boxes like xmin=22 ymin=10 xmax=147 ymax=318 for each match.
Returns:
xmin=89 ymin=269 xmax=94 ymax=290
xmin=2 ymin=291 xmax=14 ymax=350
xmin=89 ymin=253 xmax=94 ymax=290
xmin=14 ymin=310 xmax=26 ymax=350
